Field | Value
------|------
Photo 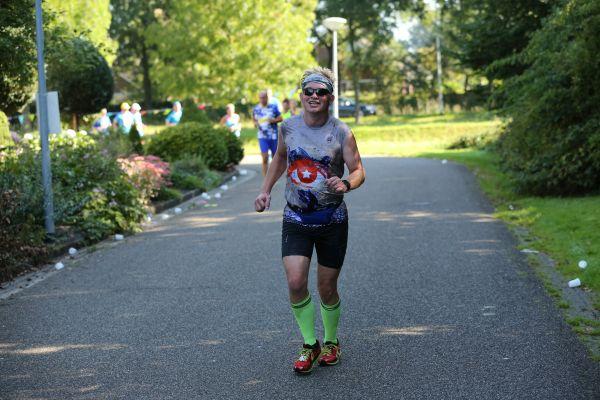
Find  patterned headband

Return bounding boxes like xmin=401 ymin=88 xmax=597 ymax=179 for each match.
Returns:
xmin=301 ymin=73 xmax=334 ymax=93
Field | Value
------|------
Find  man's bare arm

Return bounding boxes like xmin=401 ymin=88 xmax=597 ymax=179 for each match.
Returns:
xmin=325 ymin=130 xmax=365 ymax=193
xmin=255 ymin=129 xmax=288 ymax=211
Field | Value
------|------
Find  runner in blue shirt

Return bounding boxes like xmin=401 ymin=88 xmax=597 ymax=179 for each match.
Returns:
xmin=165 ymin=101 xmax=183 ymax=126
xmin=253 ymin=90 xmax=282 ymax=176
xmin=113 ymin=102 xmax=134 ymax=134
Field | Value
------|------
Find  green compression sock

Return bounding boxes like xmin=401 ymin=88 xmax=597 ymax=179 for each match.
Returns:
xmin=291 ymin=294 xmax=317 ymax=346
xmin=321 ymin=299 xmax=341 ymax=344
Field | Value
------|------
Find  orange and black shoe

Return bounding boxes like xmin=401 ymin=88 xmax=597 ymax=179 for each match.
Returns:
xmin=293 ymin=341 xmax=321 ymax=374
xmin=318 ymin=340 xmax=341 ymax=366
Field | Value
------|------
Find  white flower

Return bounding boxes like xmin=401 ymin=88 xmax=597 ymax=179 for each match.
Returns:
xmin=65 ymin=129 xmax=77 ymax=138
xmin=78 ymin=130 xmax=88 ymax=135
xmin=23 ymin=133 xmax=34 ymax=140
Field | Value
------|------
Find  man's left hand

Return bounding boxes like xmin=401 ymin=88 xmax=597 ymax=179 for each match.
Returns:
xmin=325 ymin=176 xmax=347 ymax=193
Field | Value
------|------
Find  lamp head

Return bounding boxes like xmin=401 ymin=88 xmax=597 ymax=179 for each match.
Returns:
xmin=323 ymin=17 xmax=347 ymax=32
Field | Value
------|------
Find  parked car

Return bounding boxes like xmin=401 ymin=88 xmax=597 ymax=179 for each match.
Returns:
xmin=335 ymin=97 xmax=377 ymax=117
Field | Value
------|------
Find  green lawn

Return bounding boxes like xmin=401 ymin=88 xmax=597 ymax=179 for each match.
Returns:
xmin=240 ymin=111 xmax=501 ymax=156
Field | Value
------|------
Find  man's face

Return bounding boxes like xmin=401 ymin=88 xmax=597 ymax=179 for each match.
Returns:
xmin=300 ymin=82 xmax=333 ymax=114
xmin=259 ymin=93 xmax=268 ymax=106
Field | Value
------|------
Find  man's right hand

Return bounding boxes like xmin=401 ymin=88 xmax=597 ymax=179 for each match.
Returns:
xmin=255 ymin=192 xmax=271 ymax=212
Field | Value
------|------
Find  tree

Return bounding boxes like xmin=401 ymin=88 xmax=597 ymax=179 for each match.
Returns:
xmin=445 ymin=0 xmax=557 ymax=82
xmin=146 ymin=0 xmax=317 ymax=106
xmin=498 ymin=0 xmax=600 ymax=195
xmin=314 ymin=0 xmax=421 ymax=122
xmin=0 ymin=0 xmax=37 ymax=115
xmin=46 ymin=37 xmax=113 ymax=128
xmin=45 ymin=0 xmax=116 ymax=63
xmin=109 ymin=0 xmax=169 ymax=107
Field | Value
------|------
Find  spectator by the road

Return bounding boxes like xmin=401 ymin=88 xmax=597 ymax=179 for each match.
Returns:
xmin=131 ymin=103 xmax=145 ymax=136
xmin=220 ymin=103 xmax=241 ymax=138
xmin=165 ymin=101 xmax=183 ymax=126
xmin=281 ymin=98 xmax=298 ymax=120
xmin=113 ymin=102 xmax=134 ymax=134
xmin=93 ymin=108 xmax=112 ymax=134
xmin=254 ymin=66 xmax=365 ymax=374
xmin=253 ymin=90 xmax=282 ymax=176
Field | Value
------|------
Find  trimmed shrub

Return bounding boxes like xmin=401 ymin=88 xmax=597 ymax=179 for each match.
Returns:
xmin=223 ymin=129 xmax=244 ymax=165
xmin=497 ymin=0 xmax=600 ymax=195
xmin=146 ymin=122 xmax=228 ymax=170
xmin=170 ymin=155 xmax=220 ymax=190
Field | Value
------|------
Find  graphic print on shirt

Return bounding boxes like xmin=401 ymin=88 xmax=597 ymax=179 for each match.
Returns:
xmin=287 ymin=147 xmax=335 ymax=213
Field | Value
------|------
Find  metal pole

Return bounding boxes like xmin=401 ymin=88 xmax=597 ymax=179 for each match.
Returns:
xmin=35 ymin=0 xmax=55 ymax=235
xmin=436 ymin=12 xmax=444 ymax=114
xmin=332 ymin=30 xmax=339 ymax=119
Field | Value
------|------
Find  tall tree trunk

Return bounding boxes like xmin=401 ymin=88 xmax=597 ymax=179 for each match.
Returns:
xmin=347 ymin=23 xmax=361 ymax=124
xmin=141 ymin=42 xmax=153 ymax=109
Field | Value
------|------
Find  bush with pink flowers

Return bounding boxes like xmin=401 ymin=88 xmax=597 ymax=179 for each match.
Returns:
xmin=118 ymin=154 xmax=171 ymax=203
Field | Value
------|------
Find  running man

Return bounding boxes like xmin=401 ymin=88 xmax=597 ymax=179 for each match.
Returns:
xmin=254 ymin=67 xmax=365 ymax=374
xmin=253 ymin=90 xmax=283 ymax=176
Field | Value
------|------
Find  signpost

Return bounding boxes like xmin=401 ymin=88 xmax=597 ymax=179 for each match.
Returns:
xmin=35 ymin=0 xmax=55 ymax=235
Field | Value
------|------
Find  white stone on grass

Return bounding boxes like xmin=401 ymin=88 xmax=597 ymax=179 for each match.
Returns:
xmin=220 ymin=184 xmax=228 ymax=191
xmin=174 ymin=207 xmax=183 ymax=214
xmin=68 ymin=247 xmax=77 ymax=256
xmin=231 ymin=176 xmax=237 ymax=181
xmin=239 ymin=169 xmax=248 ymax=176
xmin=441 ymin=159 xmax=448 ymax=164
xmin=115 ymin=234 xmax=124 ymax=241
xmin=578 ymin=260 xmax=587 ymax=269
xmin=55 ymin=262 xmax=64 ymax=270
xmin=520 ymin=249 xmax=539 ymax=254
xmin=201 ymin=192 xmax=210 ymax=200
xmin=568 ymin=278 xmax=581 ymax=288
xmin=161 ymin=214 xmax=170 ymax=220
xmin=214 ymin=192 xmax=222 ymax=199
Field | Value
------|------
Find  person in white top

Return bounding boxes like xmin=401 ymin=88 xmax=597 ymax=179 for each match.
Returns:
xmin=131 ymin=103 xmax=144 ymax=136
xmin=220 ymin=103 xmax=241 ymax=138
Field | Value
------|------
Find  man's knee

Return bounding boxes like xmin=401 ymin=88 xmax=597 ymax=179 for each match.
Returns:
xmin=288 ymin=275 xmax=308 ymax=294
xmin=261 ymin=153 xmax=269 ymax=163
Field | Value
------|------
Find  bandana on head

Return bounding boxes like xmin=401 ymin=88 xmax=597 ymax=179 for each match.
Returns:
xmin=301 ymin=73 xmax=334 ymax=93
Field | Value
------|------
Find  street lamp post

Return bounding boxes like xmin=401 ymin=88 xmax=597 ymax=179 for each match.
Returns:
xmin=323 ymin=17 xmax=347 ymax=119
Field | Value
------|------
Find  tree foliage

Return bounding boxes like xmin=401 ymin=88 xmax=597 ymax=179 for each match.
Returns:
xmin=0 ymin=0 xmax=37 ymax=115
xmin=109 ymin=0 xmax=169 ymax=107
xmin=314 ymin=0 xmax=421 ymax=121
xmin=498 ymin=0 xmax=600 ymax=195
xmin=146 ymin=0 xmax=317 ymax=106
xmin=46 ymin=37 xmax=113 ymax=125
xmin=45 ymin=0 xmax=116 ymax=63
xmin=445 ymin=0 xmax=557 ymax=81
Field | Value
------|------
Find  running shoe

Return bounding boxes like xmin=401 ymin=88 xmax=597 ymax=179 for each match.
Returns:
xmin=293 ymin=341 xmax=321 ymax=374
xmin=318 ymin=340 xmax=341 ymax=366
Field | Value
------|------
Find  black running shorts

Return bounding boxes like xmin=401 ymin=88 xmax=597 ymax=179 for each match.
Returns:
xmin=281 ymin=220 xmax=349 ymax=269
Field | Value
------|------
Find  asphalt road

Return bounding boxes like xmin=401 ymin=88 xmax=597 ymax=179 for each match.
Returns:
xmin=1 ymin=158 xmax=598 ymax=400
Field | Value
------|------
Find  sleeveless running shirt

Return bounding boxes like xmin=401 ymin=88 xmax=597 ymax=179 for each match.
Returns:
xmin=281 ymin=115 xmax=350 ymax=226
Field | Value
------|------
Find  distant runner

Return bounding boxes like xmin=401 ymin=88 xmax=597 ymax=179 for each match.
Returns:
xmin=253 ymin=90 xmax=282 ymax=176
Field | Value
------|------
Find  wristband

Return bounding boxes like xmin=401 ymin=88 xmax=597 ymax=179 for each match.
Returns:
xmin=341 ymin=179 xmax=351 ymax=192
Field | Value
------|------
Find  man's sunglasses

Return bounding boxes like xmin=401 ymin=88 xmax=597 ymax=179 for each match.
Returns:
xmin=303 ymin=88 xmax=331 ymax=96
